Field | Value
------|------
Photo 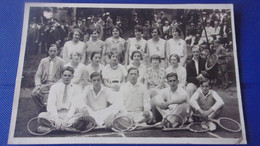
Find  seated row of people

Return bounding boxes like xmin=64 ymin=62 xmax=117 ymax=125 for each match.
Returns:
xmin=36 ymin=64 xmax=224 ymax=132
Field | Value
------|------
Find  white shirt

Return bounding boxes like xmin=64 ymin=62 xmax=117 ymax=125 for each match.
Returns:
xmin=119 ymin=82 xmax=151 ymax=112
xmin=192 ymin=57 xmax=199 ymax=75
xmin=147 ymin=38 xmax=166 ymax=58
xmin=80 ymin=85 xmax=120 ymax=112
xmin=47 ymin=82 xmax=82 ymax=119
xmin=63 ymin=41 xmax=85 ymax=63
xmin=102 ymin=64 xmax=127 ymax=82
xmin=166 ymin=39 xmax=187 ymax=58
xmin=85 ymin=63 xmax=104 ymax=80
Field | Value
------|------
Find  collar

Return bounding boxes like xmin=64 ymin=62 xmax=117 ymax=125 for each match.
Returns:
xmin=49 ymin=57 xmax=56 ymax=61
xmin=192 ymin=57 xmax=199 ymax=62
xmin=198 ymin=88 xmax=212 ymax=98
xmin=127 ymin=81 xmax=140 ymax=87
xmin=90 ymin=84 xmax=105 ymax=93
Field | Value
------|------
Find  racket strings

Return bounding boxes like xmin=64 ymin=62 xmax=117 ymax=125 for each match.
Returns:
xmin=218 ymin=118 xmax=241 ymax=132
xmin=189 ymin=122 xmax=209 ymax=132
xmin=112 ymin=116 xmax=134 ymax=132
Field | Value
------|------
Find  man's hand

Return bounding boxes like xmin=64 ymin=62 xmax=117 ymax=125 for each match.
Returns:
xmin=32 ymin=84 xmax=42 ymax=98
xmin=104 ymin=114 xmax=116 ymax=128
xmin=159 ymin=102 xmax=169 ymax=110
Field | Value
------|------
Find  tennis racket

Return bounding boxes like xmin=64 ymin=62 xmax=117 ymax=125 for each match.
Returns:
xmin=209 ymin=117 xmax=241 ymax=133
xmin=162 ymin=122 xmax=210 ymax=133
xmin=27 ymin=117 xmax=80 ymax=136
xmin=127 ymin=114 xmax=184 ymax=131
xmin=205 ymin=53 xmax=218 ymax=70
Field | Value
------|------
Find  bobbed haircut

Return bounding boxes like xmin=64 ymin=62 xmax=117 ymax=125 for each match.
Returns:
xmin=172 ymin=27 xmax=182 ymax=36
xmin=69 ymin=28 xmax=82 ymax=39
xmin=134 ymin=25 xmax=143 ymax=33
xmin=130 ymin=50 xmax=143 ymax=60
xmin=150 ymin=54 xmax=161 ymax=63
xmin=150 ymin=26 xmax=161 ymax=36
xmin=90 ymin=51 xmax=101 ymax=61
xmin=169 ymin=53 xmax=180 ymax=63
xmin=111 ymin=26 xmax=122 ymax=36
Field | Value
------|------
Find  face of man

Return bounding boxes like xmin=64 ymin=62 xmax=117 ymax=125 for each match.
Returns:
xmin=192 ymin=47 xmax=200 ymax=60
xmin=48 ymin=47 xmax=58 ymax=59
xmin=62 ymin=70 xmax=74 ymax=85
xmin=201 ymin=81 xmax=210 ymax=95
xmin=167 ymin=76 xmax=179 ymax=88
xmin=91 ymin=75 xmax=102 ymax=88
xmin=128 ymin=69 xmax=139 ymax=85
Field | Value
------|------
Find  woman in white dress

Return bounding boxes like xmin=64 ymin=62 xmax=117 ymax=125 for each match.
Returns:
xmin=127 ymin=50 xmax=146 ymax=84
xmin=104 ymin=26 xmax=126 ymax=65
xmin=85 ymin=52 xmax=104 ymax=83
xmin=82 ymin=29 xmax=104 ymax=65
xmin=64 ymin=52 xmax=88 ymax=90
xmin=166 ymin=54 xmax=187 ymax=88
xmin=166 ymin=27 xmax=187 ymax=66
xmin=125 ymin=25 xmax=147 ymax=66
xmin=147 ymin=26 xmax=167 ymax=68
xmin=62 ymin=29 xmax=85 ymax=63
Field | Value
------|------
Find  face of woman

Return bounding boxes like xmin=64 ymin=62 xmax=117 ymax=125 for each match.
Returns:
xmin=111 ymin=54 xmax=119 ymax=64
xmin=112 ymin=28 xmax=120 ymax=38
xmin=134 ymin=30 xmax=142 ymax=38
xmin=170 ymin=56 xmax=178 ymax=65
xmin=92 ymin=53 xmax=101 ymax=64
xmin=151 ymin=29 xmax=159 ymax=38
xmin=133 ymin=53 xmax=141 ymax=62
xmin=91 ymin=31 xmax=99 ymax=40
xmin=151 ymin=58 xmax=160 ymax=66
xmin=71 ymin=53 xmax=81 ymax=63
xmin=172 ymin=30 xmax=179 ymax=38
xmin=73 ymin=31 xmax=80 ymax=41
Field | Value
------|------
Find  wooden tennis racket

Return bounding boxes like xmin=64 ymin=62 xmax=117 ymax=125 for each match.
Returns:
xmin=27 ymin=117 xmax=80 ymax=136
xmin=162 ymin=122 xmax=210 ymax=133
xmin=205 ymin=53 xmax=218 ymax=70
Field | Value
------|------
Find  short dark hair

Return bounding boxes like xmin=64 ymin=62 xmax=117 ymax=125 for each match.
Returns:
xmin=150 ymin=54 xmax=161 ymax=63
xmin=166 ymin=72 xmax=178 ymax=81
xmin=62 ymin=66 xmax=75 ymax=74
xmin=169 ymin=53 xmax=180 ymax=63
xmin=90 ymin=72 xmax=102 ymax=80
xmin=172 ymin=27 xmax=182 ymax=36
xmin=150 ymin=26 xmax=161 ymax=36
xmin=89 ymin=28 xmax=100 ymax=35
xmin=127 ymin=67 xmax=139 ymax=75
xmin=134 ymin=25 xmax=143 ymax=33
xmin=49 ymin=44 xmax=57 ymax=50
xmin=111 ymin=26 xmax=122 ymax=36
xmin=130 ymin=50 xmax=143 ymax=60
xmin=199 ymin=77 xmax=210 ymax=85
xmin=90 ymin=52 xmax=101 ymax=61
xmin=69 ymin=28 xmax=82 ymax=39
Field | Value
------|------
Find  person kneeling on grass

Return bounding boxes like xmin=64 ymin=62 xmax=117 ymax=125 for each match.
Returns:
xmin=77 ymin=72 xmax=122 ymax=128
xmin=119 ymin=67 xmax=153 ymax=125
xmin=151 ymin=72 xmax=189 ymax=128
xmin=37 ymin=66 xmax=94 ymax=132
xmin=189 ymin=77 xmax=225 ymax=131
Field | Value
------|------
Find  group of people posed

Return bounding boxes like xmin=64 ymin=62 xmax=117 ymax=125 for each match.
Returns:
xmin=30 ymin=20 xmax=227 ymax=132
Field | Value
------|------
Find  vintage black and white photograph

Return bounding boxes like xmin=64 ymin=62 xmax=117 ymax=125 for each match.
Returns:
xmin=8 ymin=3 xmax=246 ymax=144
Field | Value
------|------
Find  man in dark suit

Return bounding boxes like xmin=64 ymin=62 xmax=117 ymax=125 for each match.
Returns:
xmin=186 ymin=45 xmax=206 ymax=98
xmin=32 ymin=44 xmax=65 ymax=113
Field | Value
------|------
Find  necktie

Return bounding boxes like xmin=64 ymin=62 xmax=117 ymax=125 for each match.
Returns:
xmin=63 ymin=85 xmax=68 ymax=104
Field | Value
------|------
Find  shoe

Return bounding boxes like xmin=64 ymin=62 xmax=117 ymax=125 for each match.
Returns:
xmin=37 ymin=126 xmax=51 ymax=133
xmin=207 ymin=121 xmax=217 ymax=131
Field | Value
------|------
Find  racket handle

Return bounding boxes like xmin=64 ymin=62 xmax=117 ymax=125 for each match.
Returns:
xmin=64 ymin=127 xmax=81 ymax=133
xmin=136 ymin=123 xmax=161 ymax=130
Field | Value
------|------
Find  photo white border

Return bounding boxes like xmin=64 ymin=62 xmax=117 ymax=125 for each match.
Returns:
xmin=8 ymin=3 xmax=247 ymax=144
